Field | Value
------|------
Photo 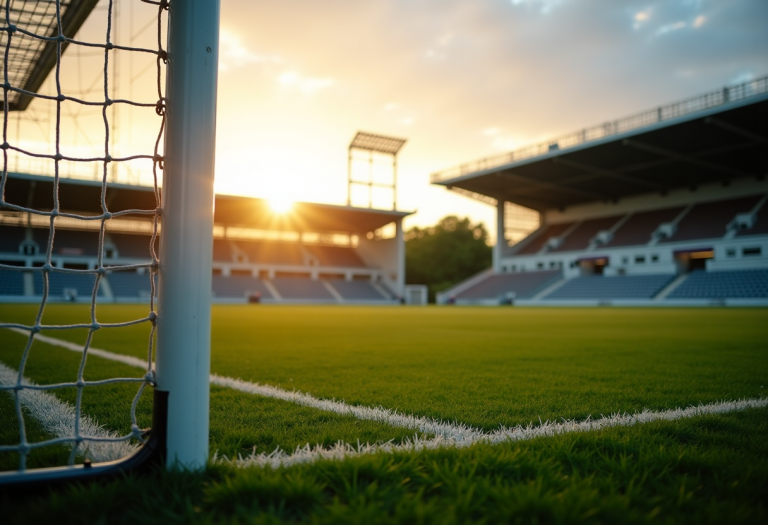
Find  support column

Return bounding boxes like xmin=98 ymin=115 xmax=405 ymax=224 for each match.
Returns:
xmin=493 ymin=200 xmax=504 ymax=273
xmin=396 ymin=218 xmax=405 ymax=297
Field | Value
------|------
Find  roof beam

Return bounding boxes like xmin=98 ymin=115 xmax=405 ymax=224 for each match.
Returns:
xmin=10 ymin=0 xmax=100 ymax=111
xmin=705 ymin=117 xmax=768 ymax=146
xmin=446 ymin=186 xmax=497 ymax=206
xmin=622 ymin=139 xmax=755 ymax=179
xmin=497 ymin=171 xmax=609 ymax=200
xmin=551 ymin=157 xmax=670 ymax=191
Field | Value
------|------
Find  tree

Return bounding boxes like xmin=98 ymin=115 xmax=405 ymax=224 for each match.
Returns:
xmin=405 ymin=216 xmax=492 ymax=302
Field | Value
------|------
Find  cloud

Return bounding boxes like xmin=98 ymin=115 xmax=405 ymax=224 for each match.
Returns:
xmin=278 ymin=71 xmax=335 ymax=95
xmin=509 ymin=0 xmax=565 ymax=15
xmin=218 ymin=29 xmax=281 ymax=72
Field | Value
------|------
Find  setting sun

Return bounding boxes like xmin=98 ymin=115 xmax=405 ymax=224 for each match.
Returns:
xmin=268 ymin=197 xmax=294 ymax=213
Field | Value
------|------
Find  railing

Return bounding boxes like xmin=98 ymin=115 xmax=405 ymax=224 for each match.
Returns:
xmin=431 ymin=75 xmax=768 ymax=184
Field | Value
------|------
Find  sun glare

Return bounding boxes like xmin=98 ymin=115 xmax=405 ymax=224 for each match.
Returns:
xmin=269 ymin=198 xmax=294 ymax=213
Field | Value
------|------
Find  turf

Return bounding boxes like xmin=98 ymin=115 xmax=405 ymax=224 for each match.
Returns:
xmin=1 ymin=304 xmax=766 ymax=522
xmin=2 ymin=305 xmax=766 ymax=429
xmin=0 ymin=329 xmax=421 ymax=463
xmin=1 ymin=406 xmax=766 ymax=524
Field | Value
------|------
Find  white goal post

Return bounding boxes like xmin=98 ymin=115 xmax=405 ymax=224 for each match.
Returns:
xmin=156 ymin=0 xmax=220 ymax=470
xmin=0 ymin=0 xmax=220 ymax=483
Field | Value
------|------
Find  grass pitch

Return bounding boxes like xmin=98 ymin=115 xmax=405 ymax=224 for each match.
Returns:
xmin=1 ymin=305 xmax=767 ymax=523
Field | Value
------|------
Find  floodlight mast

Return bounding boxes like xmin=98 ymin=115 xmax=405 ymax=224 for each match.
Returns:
xmin=156 ymin=0 xmax=220 ymax=469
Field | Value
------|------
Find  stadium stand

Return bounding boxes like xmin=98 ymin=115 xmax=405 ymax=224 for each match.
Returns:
xmin=304 ymin=245 xmax=366 ymax=267
xmin=328 ymin=279 xmax=388 ymax=300
xmin=32 ymin=272 xmax=105 ymax=299
xmin=212 ymin=274 xmax=272 ymax=299
xmin=0 ymin=269 xmax=25 ymax=296
xmin=35 ymin=228 xmax=101 ymax=256
xmin=515 ymin=222 xmax=575 ymax=254
xmin=550 ymin=215 xmax=623 ymax=252
xmin=663 ymin=196 xmax=763 ymax=243
xmin=668 ymin=269 xmax=768 ymax=299
xmin=271 ymin=276 xmax=334 ymax=300
xmin=107 ymin=271 xmax=156 ymax=299
xmin=110 ymin=233 xmax=157 ymax=259
xmin=235 ymin=240 xmax=305 ymax=266
xmin=543 ymin=274 xmax=675 ymax=300
xmin=0 ymin=226 xmax=25 ymax=254
xmin=455 ymin=270 xmax=561 ymax=300
xmin=605 ymin=207 xmax=685 ymax=247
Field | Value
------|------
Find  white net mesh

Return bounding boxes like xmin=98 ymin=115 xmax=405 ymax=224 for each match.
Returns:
xmin=0 ymin=0 xmax=167 ymax=472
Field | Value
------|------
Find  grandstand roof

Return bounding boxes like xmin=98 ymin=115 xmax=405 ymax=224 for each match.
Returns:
xmin=2 ymin=0 xmax=100 ymax=111
xmin=349 ymin=132 xmax=407 ymax=155
xmin=1 ymin=172 xmax=412 ymax=233
xmin=215 ymin=194 xmax=412 ymax=233
xmin=432 ymin=77 xmax=768 ymax=212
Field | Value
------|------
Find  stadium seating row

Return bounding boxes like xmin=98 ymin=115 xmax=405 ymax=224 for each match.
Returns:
xmin=0 ymin=226 xmax=367 ymax=268
xmin=451 ymin=269 xmax=768 ymax=302
xmin=0 ymin=269 xmax=392 ymax=302
xmin=516 ymin=194 xmax=767 ymax=254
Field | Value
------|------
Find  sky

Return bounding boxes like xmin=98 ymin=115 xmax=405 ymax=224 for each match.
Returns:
xmin=11 ymin=0 xmax=768 ymax=236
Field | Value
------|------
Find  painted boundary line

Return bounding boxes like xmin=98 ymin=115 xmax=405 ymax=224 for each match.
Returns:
xmin=4 ymin=328 xmax=768 ymax=471
xmin=6 ymin=328 xmax=484 ymax=441
xmin=0 ymin=362 xmax=137 ymax=463
xmin=220 ymin=397 xmax=768 ymax=468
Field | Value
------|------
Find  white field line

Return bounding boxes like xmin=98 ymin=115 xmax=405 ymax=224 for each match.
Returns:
xmin=220 ymin=397 xmax=768 ymax=469
xmin=6 ymin=328 xmax=768 ymax=471
xmin=6 ymin=328 xmax=483 ymax=441
xmin=0 ymin=362 xmax=138 ymax=462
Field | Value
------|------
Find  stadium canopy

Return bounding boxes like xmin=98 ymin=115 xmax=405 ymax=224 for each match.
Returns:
xmin=1 ymin=172 xmax=412 ymax=233
xmin=349 ymin=132 xmax=407 ymax=155
xmin=2 ymin=0 xmax=100 ymax=111
xmin=431 ymin=77 xmax=768 ymax=212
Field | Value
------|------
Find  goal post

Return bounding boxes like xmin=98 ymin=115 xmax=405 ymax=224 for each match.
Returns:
xmin=156 ymin=0 xmax=220 ymax=470
xmin=0 ymin=0 xmax=220 ymax=483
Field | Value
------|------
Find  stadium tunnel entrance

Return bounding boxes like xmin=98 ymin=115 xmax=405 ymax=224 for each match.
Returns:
xmin=577 ymin=256 xmax=608 ymax=276
xmin=674 ymin=248 xmax=714 ymax=273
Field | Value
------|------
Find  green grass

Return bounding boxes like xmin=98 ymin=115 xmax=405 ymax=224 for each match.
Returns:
xmin=1 ymin=304 xmax=767 ymax=523
xmin=2 ymin=407 xmax=766 ymax=524
xmin=2 ymin=305 xmax=766 ymax=428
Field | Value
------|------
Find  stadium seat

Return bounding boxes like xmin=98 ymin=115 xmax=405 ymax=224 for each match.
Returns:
xmin=110 ymin=233 xmax=158 ymax=259
xmin=550 ymin=215 xmax=624 ymax=252
xmin=327 ymin=279 xmax=389 ymax=300
xmin=234 ymin=241 xmax=305 ymax=266
xmin=515 ymin=222 xmax=575 ymax=254
xmin=211 ymin=274 xmax=272 ymax=299
xmin=32 ymin=271 xmax=106 ymax=299
xmin=271 ymin=276 xmax=335 ymax=300
xmin=543 ymin=274 xmax=675 ymax=300
xmin=663 ymin=195 xmax=763 ymax=243
xmin=0 ymin=269 xmax=25 ymax=296
xmin=0 ymin=225 xmax=26 ymax=254
xmin=456 ymin=270 xmax=561 ymax=300
xmin=304 ymin=245 xmax=367 ymax=267
xmin=107 ymin=271 xmax=157 ymax=298
xmin=668 ymin=269 xmax=768 ymax=299
xmin=605 ymin=206 xmax=685 ymax=247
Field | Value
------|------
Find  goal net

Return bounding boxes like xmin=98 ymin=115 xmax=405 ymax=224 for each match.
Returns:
xmin=0 ymin=0 xmax=219 ymax=483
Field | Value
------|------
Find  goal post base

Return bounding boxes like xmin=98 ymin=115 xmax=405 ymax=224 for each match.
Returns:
xmin=0 ymin=390 xmax=169 ymax=488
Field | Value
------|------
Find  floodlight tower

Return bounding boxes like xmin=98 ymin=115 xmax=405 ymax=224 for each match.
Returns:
xmin=348 ymin=132 xmax=406 ymax=210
